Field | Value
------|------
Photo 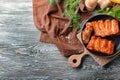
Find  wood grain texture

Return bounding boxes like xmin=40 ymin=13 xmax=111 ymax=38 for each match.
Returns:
xmin=0 ymin=0 xmax=120 ymax=80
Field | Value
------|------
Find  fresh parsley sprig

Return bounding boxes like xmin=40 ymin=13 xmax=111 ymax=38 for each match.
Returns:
xmin=95 ymin=6 xmax=120 ymax=19
xmin=64 ymin=0 xmax=81 ymax=29
xmin=48 ymin=0 xmax=81 ymax=31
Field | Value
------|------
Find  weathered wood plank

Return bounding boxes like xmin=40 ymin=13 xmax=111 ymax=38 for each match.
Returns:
xmin=0 ymin=0 xmax=120 ymax=80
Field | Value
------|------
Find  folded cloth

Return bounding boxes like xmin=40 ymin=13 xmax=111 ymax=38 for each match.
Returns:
xmin=33 ymin=0 xmax=91 ymax=56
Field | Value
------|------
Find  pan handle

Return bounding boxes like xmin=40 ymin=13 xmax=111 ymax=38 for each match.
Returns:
xmin=68 ymin=50 xmax=89 ymax=68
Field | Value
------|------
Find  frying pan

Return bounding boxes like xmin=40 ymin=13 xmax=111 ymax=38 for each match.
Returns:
xmin=68 ymin=14 xmax=120 ymax=68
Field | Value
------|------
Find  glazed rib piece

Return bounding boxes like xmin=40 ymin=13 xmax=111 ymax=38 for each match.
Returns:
xmin=82 ymin=22 xmax=93 ymax=44
xmin=111 ymin=19 xmax=119 ymax=34
xmin=92 ymin=21 xmax=100 ymax=36
xmin=93 ymin=19 xmax=119 ymax=37
xmin=87 ymin=36 xmax=115 ymax=55
xmin=104 ymin=19 xmax=111 ymax=36
xmin=82 ymin=19 xmax=119 ymax=44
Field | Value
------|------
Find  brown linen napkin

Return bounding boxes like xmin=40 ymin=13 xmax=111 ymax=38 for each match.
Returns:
xmin=33 ymin=0 xmax=91 ymax=56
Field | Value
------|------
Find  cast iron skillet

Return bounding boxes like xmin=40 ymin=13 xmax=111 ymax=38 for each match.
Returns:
xmin=68 ymin=14 xmax=120 ymax=67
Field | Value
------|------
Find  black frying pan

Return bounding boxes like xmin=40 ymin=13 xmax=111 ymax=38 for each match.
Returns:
xmin=68 ymin=14 xmax=120 ymax=67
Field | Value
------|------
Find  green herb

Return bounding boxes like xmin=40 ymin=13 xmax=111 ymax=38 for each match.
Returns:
xmin=113 ymin=6 xmax=120 ymax=19
xmin=64 ymin=0 xmax=81 ymax=30
xmin=95 ymin=6 xmax=120 ymax=19
xmin=48 ymin=0 xmax=81 ymax=31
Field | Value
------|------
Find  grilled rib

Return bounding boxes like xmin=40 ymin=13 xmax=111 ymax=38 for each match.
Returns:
xmin=93 ymin=19 xmax=120 ymax=37
xmin=87 ymin=36 xmax=115 ymax=55
xmin=82 ymin=22 xmax=93 ymax=44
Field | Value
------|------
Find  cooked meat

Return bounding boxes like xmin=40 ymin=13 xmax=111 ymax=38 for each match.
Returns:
xmin=92 ymin=21 xmax=100 ymax=36
xmin=100 ymin=39 xmax=107 ymax=53
xmin=111 ymin=19 xmax=119 ymax=34
xmin=104 ymin=19 xmax=111 ymax=36
xmin=107 ymin=41 xmax=114 ymax=54
xmin=98 ymin=20 xmax=105 ymax=37
xmin=87 ymin=36 xmax=96 ymax=50
xmin=94 ymin=36 xmax=100 ymax=51
xmin=87 ymin=36 xmax=115 ymax=55
xmin=93 ymin=19 xmax=120 ymax=37
xmin=82 ymin=22 xmax=93 ymax=44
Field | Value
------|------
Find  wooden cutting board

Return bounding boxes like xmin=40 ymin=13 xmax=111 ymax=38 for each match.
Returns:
xmin=68 ymin=32 xmax=120 ymax=68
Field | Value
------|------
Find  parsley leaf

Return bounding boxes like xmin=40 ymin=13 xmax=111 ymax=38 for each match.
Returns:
xmin=95 ymin=6 xmax=120 ymax=19
xmin=48 ymin=0 xmax=81 ymax=31
xmin=64 ymin=0 xmax=81 ymax=30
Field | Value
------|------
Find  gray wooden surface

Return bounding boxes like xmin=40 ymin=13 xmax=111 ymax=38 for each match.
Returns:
xmin=0 ymin=0 xmax=120 ymax=80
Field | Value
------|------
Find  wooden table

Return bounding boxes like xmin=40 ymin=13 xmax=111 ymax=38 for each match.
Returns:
xmin=0 ymin=0 xmax=120 ymax=80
